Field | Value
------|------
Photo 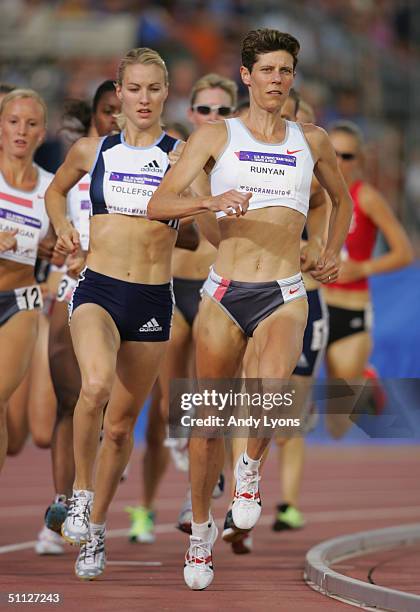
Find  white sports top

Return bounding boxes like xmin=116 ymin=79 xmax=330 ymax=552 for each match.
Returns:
xmin=211 ymin=118 xmax=314 ymax=219
xmin=67 ymin=174 xmax=91 ymax=251
xmin=0 ymin=165 xmax=52 ymax=266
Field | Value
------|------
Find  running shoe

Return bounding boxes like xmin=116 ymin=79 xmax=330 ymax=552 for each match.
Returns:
xmin=222 ymin=509 xmax=253 ymax=555
xmin=164 ymin=436 xmax=189 ymax=472
xmin=120 ymin=461 xmax=130 ymax=483
xmin=44 ymin=495 xmax=68 ymax=534
xmin=302 ymin=402 xmax=319 ymax=433
xmin=272 ymin=503 xmax=305 ymax=531
xmin=35 ymin=525 xmax=64 ymax=555
xmin=363 ymin=365 xmax=386 ymax=415
xmin=184 ymin=519 xmax=218 ymax=590
xmin=211 ymin=472 xmax=225 ymax=499
xmin=61 ymin=489 xmax=93 ymax=545
xmin=176 ymin=488 xmax=193 ymax=534
xmin=125 ymin=505 xmax=155 ymax=543
xmin=75 ymin=528 xmax=106 ymax=580
xmin=231 ymin=457 xmax=262 ymax=531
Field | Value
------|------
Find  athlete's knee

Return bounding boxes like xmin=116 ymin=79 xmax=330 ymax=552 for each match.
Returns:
xmin=258 ymin=361 xmax=295 ymax=379
xmin=80 ymin=376 xmax=112 ymax=410
xmin=31 ymin=429 xmax=52 ymax=449
xmin=103 ymin=421 xmax=134 ymax=447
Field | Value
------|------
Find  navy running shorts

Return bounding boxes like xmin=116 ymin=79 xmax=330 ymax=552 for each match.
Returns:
xmin=293 ymin=288 xmax=329 ymax=377
xmin=173 ymin=277 xmax=204 ymax=327
xmin=69 ymin=268 xmax=174 ymax=342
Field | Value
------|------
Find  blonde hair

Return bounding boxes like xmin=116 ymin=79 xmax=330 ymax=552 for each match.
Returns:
xmin=116 ymin=47 xmax=169 ymax=86
xmin=0 ymin=88 xmax=47 ymax=125
xmin=190 ymin=73 xmax=238 ymax=108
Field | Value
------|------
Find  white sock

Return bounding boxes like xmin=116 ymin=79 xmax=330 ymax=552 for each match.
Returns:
xmin=240 ymin=451 xmax=260 ymax=473
xmin=90 ymin=522 xmax=105 ymax=534
xmin=74 ymin=489 xmax=94 ymax=499
xmin=191 ymin=516 xmax=212 ymax=540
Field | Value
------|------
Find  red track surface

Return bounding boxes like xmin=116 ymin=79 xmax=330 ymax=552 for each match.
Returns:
xmin=1 ymin=445 xmax=419 ymax=611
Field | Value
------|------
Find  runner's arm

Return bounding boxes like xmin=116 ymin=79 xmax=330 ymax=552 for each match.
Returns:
xmin=148 ymin=123 xmax=251 ymax=220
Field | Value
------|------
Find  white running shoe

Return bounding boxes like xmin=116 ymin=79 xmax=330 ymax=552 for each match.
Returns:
xmin=75 ymin=529 xmax=106 ymax=580
xmin=61 ymin=489 xmax=93 ymax=545
xmin=184 ymin=519 xmax=218 ymax=591
xmin=231 ymin=458 xmax=262 ymax=531
xmin=120 ymin=461 xmax=130 ymax=483
xmin=35 ymin=525 xmax=65 ymax=555
xmin=164 ymin=436 xmax=189 ymax=472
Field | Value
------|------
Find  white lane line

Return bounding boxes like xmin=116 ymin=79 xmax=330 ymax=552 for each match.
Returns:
xmin=1 ymin=505 xmax=420 ymax=556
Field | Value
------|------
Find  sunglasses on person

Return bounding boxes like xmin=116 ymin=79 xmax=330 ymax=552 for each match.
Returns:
xmin=191 ymin=104 xmax=234 ymax=117
xmin=335 ymin=151 xmax=356 ymax=160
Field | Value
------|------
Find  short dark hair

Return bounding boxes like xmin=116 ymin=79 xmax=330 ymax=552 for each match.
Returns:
xmin=288 ymin=88 xmax=300 ymax=115
xmin=92 ymin=80 xmax=116 ymax=114
xmin=241 ymin=29 xmax=300 ymax=73
xmin=62 ymin=99 xmax=92 ymax=135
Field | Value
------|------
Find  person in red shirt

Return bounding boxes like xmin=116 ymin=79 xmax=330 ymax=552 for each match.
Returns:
xmin=324 ymin=121 xmax=413 ymax=437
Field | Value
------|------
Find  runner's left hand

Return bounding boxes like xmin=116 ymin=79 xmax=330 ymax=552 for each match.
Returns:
xmin=311 ymin=249 xmax=340 ymax=283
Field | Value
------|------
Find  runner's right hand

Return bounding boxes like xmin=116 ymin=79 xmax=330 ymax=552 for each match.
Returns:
xmin=55 ymin=224 xmax=80 ymax=255
xmin=0 ymin=229 xmax=18 ymax=253
xmin=204 ymin=190 xmax=251 ymax=217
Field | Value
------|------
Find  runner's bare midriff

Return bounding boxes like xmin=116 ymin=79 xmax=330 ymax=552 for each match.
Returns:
xmin=0 ymin=260 xmax=36 ymax=291
xmin=87 ymin=214 xmax=177 ymax=284
xmin=323 ymin=285 xmax=370 ymax=310
xmin=215 ymin=206 xmax=305 ymax=282
xmin=172 ymin=237 xmax=216 ymax=280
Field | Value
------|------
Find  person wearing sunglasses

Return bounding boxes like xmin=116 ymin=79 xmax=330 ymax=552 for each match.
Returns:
xmin=324 ymin=121 xmax=414 ymax=438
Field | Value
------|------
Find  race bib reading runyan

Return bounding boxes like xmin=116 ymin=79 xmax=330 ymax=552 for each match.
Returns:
xmin=236 ymin=151 xmax=297 ymax=201
xmin=0 ymin=207 xmax=41 ymax=266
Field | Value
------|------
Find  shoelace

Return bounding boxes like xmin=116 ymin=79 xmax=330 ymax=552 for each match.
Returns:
xmin=187 ymin=538 xmax=212 ymax=570
xmin=67 ymin=495 xmax=90 ymax=527
xmin=81 ymin=533 xmax=104 ymax=564
xmin=236 ymin=471 xmax=261 ymax=501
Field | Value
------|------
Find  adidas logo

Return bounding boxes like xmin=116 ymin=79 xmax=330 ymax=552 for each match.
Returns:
xmin=143 ymin=160 xmax=161 ymax=172
xmin=139 ymin=317 xmax=162 ymax=332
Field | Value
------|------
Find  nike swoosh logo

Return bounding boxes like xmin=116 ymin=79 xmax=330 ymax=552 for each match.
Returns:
xmin=289 ymin=288 xmax=299 ymax=294
xmin=243 ymin=458 xmax=248 ymax=465
xmin=287 ymin=149 xmax=303 ymax=155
